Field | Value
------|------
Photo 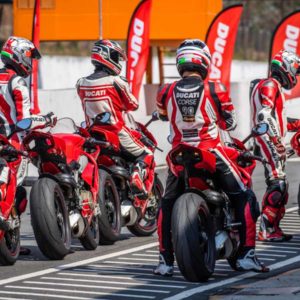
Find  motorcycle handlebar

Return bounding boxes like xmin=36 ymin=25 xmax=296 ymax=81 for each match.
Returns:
xmin=85 ymin=138 xmax=110 ymax=148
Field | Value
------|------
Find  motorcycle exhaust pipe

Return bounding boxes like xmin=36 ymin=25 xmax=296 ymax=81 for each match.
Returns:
xmin=69 ymin=211 xmax=85 ymax=238
xmin=121 ymin=200 xmax=138 ymax=226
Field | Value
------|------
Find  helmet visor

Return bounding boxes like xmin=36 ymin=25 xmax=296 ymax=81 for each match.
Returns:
xmin=31 ymin=48 xmax=41 ymax=59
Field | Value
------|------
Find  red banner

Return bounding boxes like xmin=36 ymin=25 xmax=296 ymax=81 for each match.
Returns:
xmin=31 ymin=0 xmax=40 ymax=114
xmin=126 ymin=0 xmax=152 ymax=99
xmin=269 ymin=10 xmax=300 ymax=100
xmin=205 ymin=4 xmax=243 ymax=92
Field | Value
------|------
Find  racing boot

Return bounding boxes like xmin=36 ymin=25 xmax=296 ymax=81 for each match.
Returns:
xmin=236 ymin=248 xmax=269 ymax=272
xmin=258 ymin=211 xmax=292 ymax=242
xmin=273 ymin=206 xmax=293 ymax=241
xmin=153 ymin=254 xmax=174 ymax=277
xmin=130 ymin=164 xmax=148 ymax=200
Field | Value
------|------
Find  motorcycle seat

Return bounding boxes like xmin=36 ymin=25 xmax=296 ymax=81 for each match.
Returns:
xmin=202 ymin=190 xmax=226 ymax=207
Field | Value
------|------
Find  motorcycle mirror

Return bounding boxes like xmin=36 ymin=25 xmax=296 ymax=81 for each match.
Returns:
xmin=167 ymin=135 xmax=172 ymax=144
xmin=16 ymin=118 xmax=32 ymax=131
xmin=252 ymin=123 xmax=269 ymax=136
xmin=95 ymin=112 xmax=111 ymax=125
xmin=80 ymin=121 xmax=87 ymax=128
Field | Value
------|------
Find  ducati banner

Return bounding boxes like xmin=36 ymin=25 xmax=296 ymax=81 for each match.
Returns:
xmin=126 ymin=0 xmax=152 ymax=99
xmin=205 ymin=4 xmax=243 ymax=93
xmin=31 ymin=0 xmax=40 ymax=114
xmin=269 ymin=10 xmax=300 ymax=100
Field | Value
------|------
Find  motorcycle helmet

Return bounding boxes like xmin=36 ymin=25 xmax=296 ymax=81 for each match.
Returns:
xmin=176 ymin=39 xmax=211 ymax=79
xmin=91 ymin=40 xmax=127 ymax=75
xmin=1 ymin=36 xmax=41 ymax=77
xmin=270 ymin=50 xmax=300 ymax=90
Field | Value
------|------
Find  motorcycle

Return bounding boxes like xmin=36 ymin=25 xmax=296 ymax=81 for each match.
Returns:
xmin=87 ymin=112 xmax=163 ymax=244
xmin=23 ymin=118 xmax=104 ymax=260
xmin=0 ymin=118 xmax=31 ymax=265
xmin=287 ymin=130 xmax=300 ymax=214
xmin=168 ymin=123 xmax=268 ymax=282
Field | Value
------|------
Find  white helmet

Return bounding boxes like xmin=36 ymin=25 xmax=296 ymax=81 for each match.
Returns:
xmin=1 ymin=36 xmax=41 ymax=77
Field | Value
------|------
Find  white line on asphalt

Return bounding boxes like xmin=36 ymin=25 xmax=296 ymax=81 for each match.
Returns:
xmin=0 ymin=297 xmax=31 ymax=300
xmin=118 ymin=257 xmax=157 ymax=262
xmin=0 ymin=242 xmax=158 ymax=286
xmin=24 ymin=280 xmax=170 ymax=294
xmin=133 ymin=253 xmax=157 ymax=257
xmin=257 ymin=253 xmax=286 ymax=257
xmin=59 ymin=272 xmax=188 ymax=285
xmin=259 ymin=258 xmax=276 ymax=261
xmin=7 ymin=285 xmax=155 ymax=299
xmin=256 ymin=244 xmax=300 ymax=250
xmin=257 ymin=249 xmax=296 ymax=254
xmin=146 ymin=250 xmax=158 ymax=253
xmin=164 ymin=254 xmax=300 ymax=300
xmin=64 ymin=269 xmax=185 ymax=284
xmin=0 ymin=291 xmax=103 ymax=300
xmin=104 ymin=260 xmax=157 ymax=266
xmin=42 ymin=276 xmax=184 ymax=289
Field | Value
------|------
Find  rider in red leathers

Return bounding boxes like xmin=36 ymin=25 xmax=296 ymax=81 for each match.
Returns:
xmin=0 ymin=36 xmax=57 ymax=232
xmin=76 ymin=40 xmax=155 ymax=200
xmin=154 ymin=39 xmax=269 ymax=276
xmin=250 ymin=50 xmax=300 ymax=242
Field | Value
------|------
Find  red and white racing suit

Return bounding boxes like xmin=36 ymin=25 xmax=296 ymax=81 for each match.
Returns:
xmin=250 ymin=77 xmax=300 ymax=237
xmin=76 ymin=70 xmax=154 ymax=195
xmin=156 ymin=75 xmax=260 ymax=265
xmin=0 ymin=67 xmax=52 ymax=215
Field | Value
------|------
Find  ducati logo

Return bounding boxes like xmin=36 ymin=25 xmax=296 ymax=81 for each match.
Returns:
xmin=284 ymin=25 xmax=299 ymax=53
xmin=129 ymin=18 xmax=144 ymax=85
xmin=210 ymin=22 xmax=230 ymax=80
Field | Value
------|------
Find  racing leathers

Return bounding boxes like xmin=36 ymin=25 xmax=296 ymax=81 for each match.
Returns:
xmin=76 ymin=69 xmax=155 ymax=198
xmin=250 ymin=77 xmax=300 ymax=241
xmin=156 ymin=75 xmax=263 ymax=270
xmin=0 ymin=67 xmax=56 ymax=229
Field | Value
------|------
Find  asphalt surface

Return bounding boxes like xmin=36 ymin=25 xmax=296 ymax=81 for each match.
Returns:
xmin=0 ymin=161 xmax=300 ymax=300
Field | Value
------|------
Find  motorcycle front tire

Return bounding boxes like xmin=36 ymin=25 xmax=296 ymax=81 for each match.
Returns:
xmin=172 ymin=192 xmax=216 ymax=282
xmin=0 ymin=227 xmax=20 ymax=265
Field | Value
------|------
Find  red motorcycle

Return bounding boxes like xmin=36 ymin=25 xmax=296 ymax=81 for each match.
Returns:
xmin=23 ymin=118 xmax=104 ymax=260
xmin=168 ymin=123 xmax=268 ymax=282
xmin=288 ymin=130 xmax=300 ymax=214
xmin=0 ymin=118 xmax=31 ymax=265
xmin=87 ymin=112 xmax=163 ymax=244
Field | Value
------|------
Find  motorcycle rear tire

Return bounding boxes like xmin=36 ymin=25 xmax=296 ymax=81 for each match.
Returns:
xmin=172 ymin=192 xmax=216 ymax=282
xmin=0 ymin=227 xmax=20 ymax=265
xmin=30 ymin=178 xmax=71 ymax=260
xmin=98 ymin=170 xmax=121 ymax=245
xmin=127 ymin=177 xmax=163 ymax=236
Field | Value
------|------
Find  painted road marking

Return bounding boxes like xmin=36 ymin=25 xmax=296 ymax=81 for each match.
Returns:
xmin=0 ymin=242 xmax=158 ymax=286
xmin=6 ymin=285 xmax=155 ymax=299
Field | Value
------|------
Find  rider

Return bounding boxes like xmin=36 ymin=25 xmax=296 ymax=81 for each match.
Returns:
xmin=0 ymin=36 xmax=57 ymax=232
xmin=76 ymin=40 xmax=155 ymax=199
xmin=250 ymin=50 xmax=300 ymax=242
xmin=154 ymin=39 xmax=269 ymax=276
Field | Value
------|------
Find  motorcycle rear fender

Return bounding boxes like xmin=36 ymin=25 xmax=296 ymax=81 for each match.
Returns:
xmin=39 ymin=173 xmax=77 ymax=189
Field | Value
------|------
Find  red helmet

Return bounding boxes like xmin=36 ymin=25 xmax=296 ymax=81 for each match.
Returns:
xmin=291 ymin=131 xmax=300 ymax=156
xmin=1 ymin=36 xmax=41 ymax=77
xmin=271 ymin=50 xmax=300 ymax=90
xmin=176 ymin=39 xmax=211 ymax=79
xmin=91 ymin=40 xmax=127 ymax=75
